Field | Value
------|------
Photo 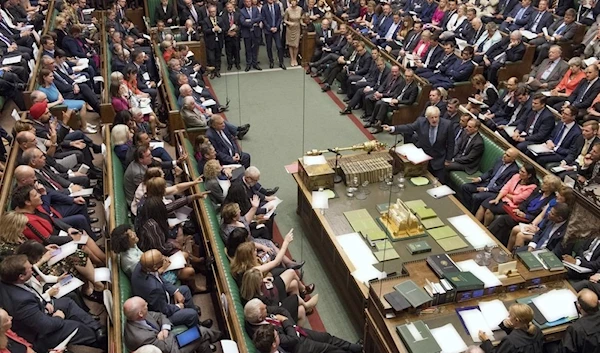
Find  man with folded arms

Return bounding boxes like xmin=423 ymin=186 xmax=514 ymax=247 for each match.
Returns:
xmin=445 ymin=118 xmax=484 ymax=174
xmin=549 ymin=120 xmax=600 ymax=180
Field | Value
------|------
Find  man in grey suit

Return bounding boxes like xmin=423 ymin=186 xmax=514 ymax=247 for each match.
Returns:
xmin=124 ymin=145 xmax=152 ymax=205
xmin=383 ymin=106 xmax=455 ymax=183
xmin=123 ymin=296 xmax=213 ymax=353
xmin=180 ymin=96 xmax=208 ymax=128
xmin=445 ymin=118 xmax=485 ymax=175
xmin=524 ymin=45 xmax=569 ymax=91
xmin=528 ymin=8 xmax=578 ymax=65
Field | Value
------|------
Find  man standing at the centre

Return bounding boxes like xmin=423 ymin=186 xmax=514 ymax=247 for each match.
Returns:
xmin=240 ymin=0 xmax=262 ymax=71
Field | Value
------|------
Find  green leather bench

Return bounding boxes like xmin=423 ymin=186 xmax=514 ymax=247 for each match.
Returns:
xmin=449 ymin=133 xmax=504 ymax=189
xmin=182 ymin=137 xmax=258 ymax=353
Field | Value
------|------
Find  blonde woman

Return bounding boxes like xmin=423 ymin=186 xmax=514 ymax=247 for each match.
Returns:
xmin=284 ymin=0 xmax=303 ymax=66
xmin=479 ymin=303 xmax=543 ymax=353
xmin=204 ymin=159 xmax=226 ymax=206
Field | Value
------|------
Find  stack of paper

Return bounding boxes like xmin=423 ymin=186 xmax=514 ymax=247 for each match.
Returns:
xmin=395 ymin=143 xmax=433 ymax=164
xmin=527 ymin=144 xmax=554 ymax=156
xmin=303 ymin=155 xmax=327 ymax=166
xmin=430 ymin=324 xmax=468 ymax=353
xmin=520 ymin=30 xmax=538 ymax=40
xmin=478 ymin=300 xmax=509 ymax=330
xmin=262 ymin=197 xmax=283 ymax=219
xmin=457 ymin=260 xmax=502 ymax=288
xmin=458 ymin=309 xmax=495 ymax=342
xmin=532 ymin=289 xmax=578 ymax=322
xmin=426 ymin=185 xmax=456 ymax=199
xmin=448 ymin=215 xmax=496 ymax=249
xmin=337 ymin=232 xmax=379 ymax=268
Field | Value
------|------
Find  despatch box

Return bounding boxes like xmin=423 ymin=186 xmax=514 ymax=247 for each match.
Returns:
xmin=297 ymin=157 xmax=335 ymax=191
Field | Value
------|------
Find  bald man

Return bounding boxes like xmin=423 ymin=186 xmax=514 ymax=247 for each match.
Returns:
xmin=131 ymin=250 xmax=213 ymax=329
xmin=123 ymin=296 xmax=212 ymax=353
xmin=557 ymin=289 xmax=600 ymax=352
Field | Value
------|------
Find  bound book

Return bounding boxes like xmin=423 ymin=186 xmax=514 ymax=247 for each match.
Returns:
xmin=407 ymin=240 xmax=432 ymax=254
xmin=414 ymin=206 xmax=437 ymax=220
xmin=394 ymin=280 xmax=432 ymax=308
xmin=427 ymin=254 xmax=460 ymax=278
xmin=537 ymin=251 xmax=564 ymax=271
xmin=384 ymin=291 xmax=412 ymax=312
xmin=396 ymin=321 xmax=441 ymax=353
xmin=517 ymin=251 xmax=544 ymax=271
xmin=443 ymin=271 xmax=485 ymax=292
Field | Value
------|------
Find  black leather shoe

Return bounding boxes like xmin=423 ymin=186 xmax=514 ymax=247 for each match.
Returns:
xmin=253 ymin=64 xmax=262 ymax=71
xmin=200 ymin=319 xmax=214 ymax=328
xmin=269 ymin=62 xmax=274 ymax=68
xmin=340 ymin=108 xmax=351 ymax=115
xmin=87 ymin=200 xmax=97 ymax=207
xmin=280 ymin=62 xmax=286 ymax=70
xmin=216 ymin=71 xmax=221 ymax=78
xmin=239 ymin=123 xmax=251 ymax=130
xmin=88 ymin=209 xmax=96 ymax=215
xmin=236 ymin=64 xmax=241 ymax=69
xmin=343 ymin=97 xmax=351 ymax=102
xmin=245 ymin=66 xmax=251 ymax=72
xmin=92 ymin=227 xmax=102 ymax=233
xmin=370 ymin=126 xmax=384 ymax=134
xmin=89 ymin=217 xmax=99 ymax=223
xmin=363 ymin=122 xmax=372 ymax=128
xmin=237 ymin=128 xmax=249 ymax=140
xmin=321 ymin=84 xmax=330 ymax=92
xmin=265 ymin=186 xmax=279 ymax=196
xmin=209 ymin=72 xmax=215 ymax=79
xmin=227 ymin=64 xmax=232 ymax=70
xmin=290 ymin=260 xmax=305 ymax=270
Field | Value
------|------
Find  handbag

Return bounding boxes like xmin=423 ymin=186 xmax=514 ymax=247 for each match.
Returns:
xmin=502 ymin=204 xmax=529 ymax=223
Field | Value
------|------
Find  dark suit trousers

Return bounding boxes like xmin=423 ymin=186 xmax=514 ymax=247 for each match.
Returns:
xmin=243 ymin=33 xmax=259 ymax=65
xmin=63 ymin=84 xmax=100 ymax=113
xmin=488 ymin=214 xmax=518 ymax=246
xmin=264 ymin=31 xmax=284 ymax=63
xmin=363 ymin=92 xmax=379 ymax=116
xmin=206 ymin=44 xmax=223 ymax=70
xmin=369 ymin=100 xmax=391 ymax=124
xmin=347 ymin=75 xmax=367 ymax=98
xmin=225 ymin=37 xmax=241 ymax=66
xmin=486 ymin=61 xmax=503 ymax=86
xmin=347 ymin=86 xmax=368 ymax=109
xmin=292 ymin=329 xmax=353 ymax=353
xmin=168 ymin=285 xmax=200 ymax=327
xmin=324 ymin=65 xmax=343 ymax=85
xmin=572 ymin=279 xmax=600 ymax=296
xmin=460 ymin=183 xmax=496 ymax=214
xmin=335 ymin=70 xmax=350 ymax=92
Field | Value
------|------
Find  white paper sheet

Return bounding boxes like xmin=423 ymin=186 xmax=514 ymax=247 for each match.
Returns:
xmin=503 ymin=126 xmax=517 ymax=137
xmin=261 ymin=197 xmax=282 ymax=212
xmin=165 ymin=251 xmax=187 ymax=271
xmin=457 ymin=260 xmax=502 ymax=288
xmin=218 ymin=179 xmax=231 ymax=197
xmin=527 ymin=143 xmax=554 ymax=155
xmin=221 ymin=340 xmax=240 ymax=353
xmin=395 ymin=143 xmax=432 ymax=164
xmin=70 ymin=188 xmax=93 ymax=197
xmin=458 ymin=309 xmax=494 ymax=342
xmin=431 ymin=324 xmax=468 ymax=353
xmin=201 ymin=99 xmax=217 ymax=107
xmin=94 ymin=267 xmax=111 ymax=282
xmin=562 ymin=261 xmax=593 ymax=273
xmin=426 ymin=185 xmax=456 ymax=199
xmin=149 ymin=141 xmax=165 ymax=150
xmin=519 ymin=223 xmax=536 ymax=235
xmin=53 ymin=277 xmax=85 ymax=298
xmin=351 ymin=264 xmax=385 ymax=286
xmin=168 ymin=218 xmax=186 ymax=227
xmin=54 ymin=328 xmax=78 ymax=350
xmin=73 ymin=234 xmax=89 ymax=245
xmin=2 ymin=55 xmax=21 ymax=65
xmin=532 ymin=289 xmax=577 ymax=322
xmin=382 ymin=98 xmax=392 ymax=103
xmin=82 ymin=8 xmax=95 ymax=14
xmin=11 ymin=109 xmax=20 ymax=121
xmin=303 ymin=155 xmax=327 ymax=165
xmin=311 ymin=190 xmax=329 ymax=209
xmin=584 ymin=57 xmax=599 ymax=67
xmin=48 ymin=242 xmax=79 ymax=266
xmin=447 ymin=215 xmax=496 ymax=249
xmin=520 ymin=30 xmax=538 ymax=40
xmin=337 ymin=232 xmax=379 ymax=270
xmin=73 ymin=63 xmax=89 ymax=71
xmin=478 ymin=299 xmax=509 ymax=330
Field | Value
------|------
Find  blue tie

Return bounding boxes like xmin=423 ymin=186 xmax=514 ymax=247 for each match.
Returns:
xmin=555 ymin=23 xmax=566 ymax=35
xmin=145 ymin=319 xmax=160 ymax=331
xmin=553 ymin=124 xmax=566 ymax=144
xmin=516 ymin=7 xmax=525 ymax=20
xmin=487 ymin=164 xmax=507 ymax=188
xmin=535 ymin=223 xmax=554 ymax=249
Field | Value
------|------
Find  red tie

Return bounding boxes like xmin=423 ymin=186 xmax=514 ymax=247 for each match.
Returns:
xmin=229 ymin=13 xmax=234 ymax=25
xmin=42 ymin=170 xmax=63 ymax=190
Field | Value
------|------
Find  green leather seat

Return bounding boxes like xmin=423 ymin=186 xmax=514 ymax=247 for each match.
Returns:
xmin=449 ymin=133 xmax=504 ymax=188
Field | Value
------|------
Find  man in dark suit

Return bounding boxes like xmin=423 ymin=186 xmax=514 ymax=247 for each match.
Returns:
xmin=500 ymin=0 xmax=534 ymax=32
xmin=181 ymin=0 xmax=202 ymax=26
xmin=556 ymin=289 xmax=600 ymax=352
xmin=439 ymin=0 xmax=457 ymax=28
xmin=563 ymin=233 xmax=600 ymax=280
xmin=507 ymin=93 xmax=555 ymax=152
xmin=0 ymin=255 xmax=103 ymax=353
xmin=222 ymin=2 xmax=241 ymax=70
xmin=460 ymin=147 xmax=520 ymax=213
xmin=525 ymin=45 xmax=569 ymax=91
xmin=529 ymin=9 xmax=577 ymax=65
xmin=523 ymin=203 xmax=571 ymax=255
xmin=443 ymin=98 xmax=461 ymax=132
xmin=556 ymin=65 xmax=600 ymax=116
xmin=361 ymin=65 xmax=403 ymax=120
xmin=373 ymin=12 xmax=402 ymax=46
xmin=427 ymin=46 xmax=476 ymax=90
xmin=262 ymin=0 xmax=285 ymax=69
xmin=252 ymin=325 xmax=289 ymax=353
xmin=206 ymin=115 xmax=251 ymax=168
xmin=203 ymin=5 xmax=225 ymax=78
xmin=445 ymin=118 xmax=485 ymax=174
xmin=332 ymin=42 xmax=372 ymax=94
xmin=480 ymin=77 xmax=519 ymax=128
xmin=400 ymin=22 xmax=423 ymax=54
xmin=240 ymin=0 xmax=262 ymax=71
xmin=244 ymin=299 xmax=362 ymax=353
xmin=131 ymin=52 xmax=158 ymax=101
xmin=575 ymin=0 xmax=600 ymax=25
xmin=383 ymin=105 xmax=455 ymax=182
xmin=523 ymin=0 xmax=553 ymax=34
xmin=341 ymin=55 xmax=390 ymax=114
xmin=482 ymin=30 xmax=526 ymax=86
xmin=411 ymin=33 xmax=444 ymax=73
xmin=366 ymin=69 xmax=419 ymax=133
xmin=373 ymin=4 xmax=393 ymax=38
xmin=131 ymin=250 xmax=213 ymax=328
xmin=154 ymin=0 xmax=176 ymax=25
xmin=529 ymin=105 xmax=582 ymax=165
xmin=550 ymin=120 xmax=600 ymax=179
xmin=42 ymin=56 xmax=100 ymax=113
xmin=416 ymin=40 xmax=457 ymax=78
xmin=547 ymin=0 xmax=574 ymax=16
xmin=483 ymin=0 xmax=519 ymax=24
xmin=576 ymin=143 xmax=600 ymax=186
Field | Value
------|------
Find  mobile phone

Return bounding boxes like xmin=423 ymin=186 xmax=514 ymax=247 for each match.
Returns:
xmin=59 ymin=275 xmax=73 ymax=286
xmin=264 ymin=281 xmax=273 ymax=290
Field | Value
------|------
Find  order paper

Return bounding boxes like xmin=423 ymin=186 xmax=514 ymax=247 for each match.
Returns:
xmin=478 ymin=299 xmax=509 ymax=330
xmin=431 ymin=324 xmax=468 ymax=353
xmin=458 ymin=309 xmax=494 ymax=342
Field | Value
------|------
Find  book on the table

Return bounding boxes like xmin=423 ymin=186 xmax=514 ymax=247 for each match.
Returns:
xmin=427 ymin=226 xmax=457 ymax=240
xmin=436 ymin=236 xmax=468 ymax=252
xmin=394 ymin=280 xmax=432 ymax=308
xmin=414 ymin=206 xmax=437 ymax=220
xmin=516 ymin=251 xmax=545 ymax=271
xmin=426 ymin=254 xmax=460 ymax=278
xmin=396 ymin=321 xmax=441 ymax=353
xmin=406 ymin=240 xmax=432 ymax=254
xmin=443 ymin=271 xmax=485 ymax=291
xmin=384 ymin=291 xmax=412 ymax=312
xmin=537 ymin=251 xmax=564 ymax=271
xmin=421 ymin=217 xmax=445 ymax=229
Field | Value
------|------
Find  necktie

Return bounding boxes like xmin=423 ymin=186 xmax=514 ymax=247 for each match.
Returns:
xmin=191 ymin=6 xmax=198 ymax=21
xmin=248 ymin=7 xmax=252 ymax=21
xmin=376 ymin=71 xmax=383 ymax=86
xmin=405 ymin=33 xmax=416 ymax=49
xmin=516 ymin=7 xmax=525 ymax=20
xmin=271 ymin=5 xmax=275 ymax=27
xmin=536 ymin=223 xmax=554 ymax=249
xmin=397 ymin=83 xmax=409 ymax=100
xmin=229 ymin=13 xmax=234 ymax=25
xmin=540 ymin=60 xmax=556 ymax=80
xmin=424 ymin=47 xmax=435 ymax=66
xmin=462 ymin=136 xmax=473 ymax=155
xmin=429 ymin=126 xmax=436 ymax=145
xmin=553 ymin=124 xmax=566 ymax=145
xmin=553 ymin=0 xmax=559 ymax=9
xmin=531 ymin=12 xmax=542 ymax=31
xmin=219 ymin=130 xmax=234 ymax=155
xmin=555 ymin=23 xmax=566 ymax=35
xmin=527 ymin=112 xmax=541 ymax=135
xmin=579 ymin=80 xmax=595 ymax=102
xmin=145 ymin=319 xmax=160 ymax=331
xmin=487 ymin=164 xmax=508 ymax=188
xmin=455 ymin=128 xmax=463 ymax=142
xmin=386 ymin=78 xmax=396 ymax=94
xmin=0 ymin=33 xmax=10 ymax=45
xmin=582 ymin=139 xmax=592 ymax=157
xmin=42 ymin=170 xmax=63 ymax=190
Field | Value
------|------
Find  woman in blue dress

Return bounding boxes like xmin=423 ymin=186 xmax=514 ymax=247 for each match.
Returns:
xmin=37 ymin=68 xmax=96 ymax=134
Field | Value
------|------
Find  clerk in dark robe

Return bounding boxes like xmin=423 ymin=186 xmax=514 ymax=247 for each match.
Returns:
xmin=383 ymin=106 xmax=455 ymax=183
xmin=557 ymin=289 xmax=600 ymax=353
xmin=479 ymin=303 xmax=544 ymax=353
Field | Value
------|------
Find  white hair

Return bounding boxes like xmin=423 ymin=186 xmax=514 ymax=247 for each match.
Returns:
xmin=245 ymin=166 xmax=261 ymax=179
xmin=425 ymin=106 xmax=440 ymax=118
xmin=244 ymin=298 xmax=263 ymax=323
xmin=135 ymin=346 xmax=162 ymax=353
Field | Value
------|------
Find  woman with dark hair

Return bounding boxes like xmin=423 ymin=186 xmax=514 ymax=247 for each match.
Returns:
xmin=110 ymin=82 xmax=130 ymax=113
xmin=476 ymin=164 xmax=539 ymax=227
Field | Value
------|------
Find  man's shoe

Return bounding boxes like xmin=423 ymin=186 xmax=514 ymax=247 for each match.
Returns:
xmin=90 ymin=217 xmax=99 ymax=223
xmin=209 ymin=72 xmax=216 ymax=79
xmin=236 ymin=64 xmax=241 ymax=70
xmin=265 ymin=186 xmax=279 ymax=196
xmin=88 ymin=209 xmax=95 ymax=215
xmin=280 ymin=62 xmax=286 ymax=70
xmin=363 ymin=122 xmax=372 ymax=128
xmin=340 ymin=108 xmax=351 ymax=115
xmin=87 ymin=200 xmax=97 ymax=207
xmin=321 ymin=84 xmax=330 ymax=92
xmin=239 ymin=123 xmax=251 ymax=130
xmin=253 ymin=64 xmax=262 ymax=71
xmin=343 ymin=97 xmax=351 ymax=102
xmin=216 ymin=71 xmax=221 ymax=78
xmin=200 ymin=319 xmax=214 ymax=328
xmin=227 ymin=64 xmax=232 ymax=70
xmin=92 ymin=227 xmax=102 ymax=233
xmin=245 ymin=66 xmax=251 ymax=72
xmin=237 ymin=129 xmax=249 ymax=140
xmin=337 ymin=89 xmax=346 ymax=94
xmin=370 ymin=126 xmax=384 ymax=134
xmin=269 ymin=61 xmax=274 ymax=68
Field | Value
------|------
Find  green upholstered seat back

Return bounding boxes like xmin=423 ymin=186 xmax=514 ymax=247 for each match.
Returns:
xmin=313 ymin=22 xmax=322 ymax=33
xmin=480 ymin=134 xmax=505 ymax=173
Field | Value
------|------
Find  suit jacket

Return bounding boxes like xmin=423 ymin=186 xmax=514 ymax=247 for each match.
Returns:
xmin=366 ymin=66 xmax=390 ymax=89
xmin=154 ymin=3 xmax=176 ymax=25
xmin=548 ymin=20 xmax=577 ymax=41
xmin=516 ymin=107 xmax=555 ymax=143
xmin=124 ymin=312 xmax=191 ymax=353
xmin=558 ymin=310 xmax=600 ymax=353
xmin=421 ymin=45 xmax=444 ymax=70
xmin=394 ymin=79 xmax=419 ymax=105
xmin=206 ymin=127 xmax=242 ymax=165
xmin=524 ymin=10 xmax=553 ymax=33
xmin=226 ymin=176 xmax=265 ymax=215
xmin=203 ymin=16 xmax=225 ymax=49
xmin=444 ymin=59 xmax=475 ymax=83
xmin=240 ymin=6 xmax=262 ymax=38
xmin=131 ymin=264 xmax=181 ymax=317
xmin=181 ymin=4 xmax=202 ymax=24
xmin=530 ymin=220 xmax=568 ymax=254
xmin=375 ymin=14 xmax=393 ymax=36
xmin=564 ymin=136 xmax=600 ymax=165
xmin=568 ymin=79 xmax=600 ymax=109
xmin=62 ymin=36 xmax=86 ymax=58
xmin=328 ymin=34 xmax=347 ymax=53
xmin=419 ymin=1 xmax=437 ymax=23
xmin=392 ymin=116 xmax=455 ymax=170
xmin=452 ymin=132 xmax=485 ymax=174
xmin=35 ymin=166 xmax=71 ymax=191
xmin=497 ymin=0 xmax=519 ymax=16
xmin=377 ymin=75 xmax=404 ymax=97
xmin=530 ymin=58 xmax=570 ymax=89
xmin=547 ymin=123 xmax=582 ymax=157
xmin=574 ymin=237 xmax=600 ymax=272
xmin=553 ymin=0 xmax=574 ymax=16
xmin=479 ymin=159 xmax=520 ymax=193
xmin=261 ymin=3 xmax=283 ymax=33
xmin=505 ymin=41 xmax=526 ymax=63
xmin=350 ymin=52 xmax=372 ymax=76
xmin=490 ymin=90 xmax=516 ymax=118
xmin=180 ymin=107 xmax=208 ymax=128
xmin=455 ymin=20 xmax=474 ymax=39
xmin=403 ymin=30 xmax=422 ymax=52
xmin=222 ymin=11 xmax=241 ymax=38
xmin=507 ymin=4 xmax=534 ymax=27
